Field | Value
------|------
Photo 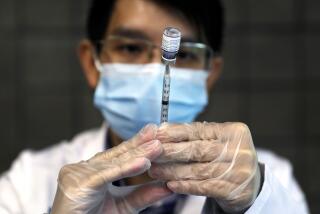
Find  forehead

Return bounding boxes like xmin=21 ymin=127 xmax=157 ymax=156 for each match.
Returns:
xmin=106 ymin=0 xmax=196 ymax=43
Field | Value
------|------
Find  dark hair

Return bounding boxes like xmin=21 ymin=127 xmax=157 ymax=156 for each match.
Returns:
xmin=86 ymin=0 xmax=224 ymax=53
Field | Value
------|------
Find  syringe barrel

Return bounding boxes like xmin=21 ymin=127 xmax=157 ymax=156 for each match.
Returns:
xmin=160 ymin=65 xmax=171 ymax=123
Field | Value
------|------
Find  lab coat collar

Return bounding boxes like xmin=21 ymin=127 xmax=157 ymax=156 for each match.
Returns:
xmin=80 ymin=123 xmax=108 ymax=161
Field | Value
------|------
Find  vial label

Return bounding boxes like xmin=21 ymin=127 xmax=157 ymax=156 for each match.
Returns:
xmin=162 ymin=34 xmax=181 ymax=53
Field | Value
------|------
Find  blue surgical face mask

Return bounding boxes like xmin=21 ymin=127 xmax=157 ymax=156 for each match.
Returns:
xmin=94 ymin=62 xmax=208 ymax=140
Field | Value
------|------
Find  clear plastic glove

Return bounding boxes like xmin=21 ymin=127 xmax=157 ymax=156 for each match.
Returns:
xmin=51 ymin=124 xmax=172 ymax=214
xmin=148 ymin=122 xmax=261 ymax=213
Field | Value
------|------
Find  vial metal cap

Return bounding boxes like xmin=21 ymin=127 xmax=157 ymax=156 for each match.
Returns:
xmin=161 ymin=27 xmax=181 ymax=61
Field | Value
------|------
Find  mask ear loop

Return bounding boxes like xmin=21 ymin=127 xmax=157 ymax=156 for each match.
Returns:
xmin=92 ymin=51 xmax=104 ymax=73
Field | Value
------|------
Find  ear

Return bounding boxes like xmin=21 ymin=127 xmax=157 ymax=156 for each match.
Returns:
xmin=206 ymin=56 xmax=223 ymax=92
xmin=78 ymin=39 xmax=100 ymax=89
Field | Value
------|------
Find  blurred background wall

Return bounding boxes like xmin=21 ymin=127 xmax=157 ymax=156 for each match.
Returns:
xmin=0 ymin=0 xmax=319 ymax=212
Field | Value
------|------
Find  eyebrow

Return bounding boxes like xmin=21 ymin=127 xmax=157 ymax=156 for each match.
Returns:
xmin=110 ymin=27 xmax=198 ymax=43
xmin=110 ymin=27 xmax=151 ymax=40
xmin=181 ymin=37 xmax=198 ymax=43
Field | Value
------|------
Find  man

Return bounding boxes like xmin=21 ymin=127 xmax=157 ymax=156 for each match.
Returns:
xmin=0 ymin=0 xmax=309 ymax=213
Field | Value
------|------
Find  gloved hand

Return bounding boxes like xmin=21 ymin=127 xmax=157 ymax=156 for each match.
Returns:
xmin=51 ymin=124 xmax=172 ymax=214
xmin=148 ymin=122 xmax=261 ymax=213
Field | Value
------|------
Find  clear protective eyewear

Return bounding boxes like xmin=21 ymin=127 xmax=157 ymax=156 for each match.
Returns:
xmin=96 ymin=35 xmax=215 ymax=70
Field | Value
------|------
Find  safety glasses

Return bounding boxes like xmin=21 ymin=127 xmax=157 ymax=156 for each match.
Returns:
xmin=96 ymin=35 xmax=215 ymax=70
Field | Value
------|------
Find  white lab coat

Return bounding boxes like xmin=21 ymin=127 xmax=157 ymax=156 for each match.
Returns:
xmin=0 ymin=124 xmax=309 ymax=214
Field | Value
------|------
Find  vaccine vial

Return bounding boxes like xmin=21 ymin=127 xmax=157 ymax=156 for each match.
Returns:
xmin=161 ymin=27 xmax=181 ymax=63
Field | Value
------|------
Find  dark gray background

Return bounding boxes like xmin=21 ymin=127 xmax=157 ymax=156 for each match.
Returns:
xmin=0 ymin=0 xmax=319 ymax=213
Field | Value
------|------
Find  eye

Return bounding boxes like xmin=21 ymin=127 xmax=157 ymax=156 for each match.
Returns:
xmin=115 ymin=43 xmax=145 ymax=55
xmin=176 ymin=50 xmax=199 ymax=61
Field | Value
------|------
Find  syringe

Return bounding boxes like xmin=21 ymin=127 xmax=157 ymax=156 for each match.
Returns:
xmin=160 ymin=27 xmax=181 ymax=123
